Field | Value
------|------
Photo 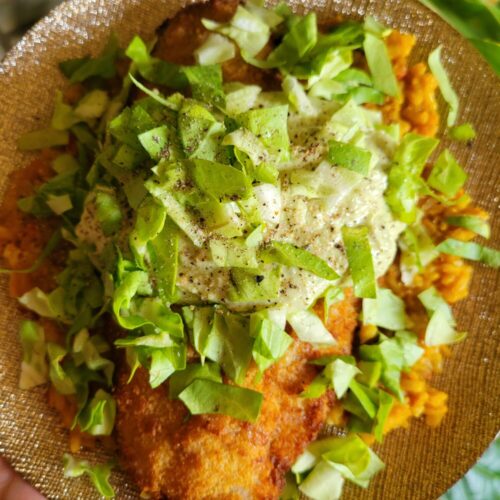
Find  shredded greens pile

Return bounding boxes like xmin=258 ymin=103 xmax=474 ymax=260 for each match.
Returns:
xmin=8 ymin=1 xmax=499 ymax=498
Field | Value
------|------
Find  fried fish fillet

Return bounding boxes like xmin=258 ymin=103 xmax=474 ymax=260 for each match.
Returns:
xmin=115 ymin=292 xmax=359 ymax=499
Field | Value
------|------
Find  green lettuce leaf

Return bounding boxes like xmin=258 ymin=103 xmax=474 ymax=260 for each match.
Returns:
xmin=19 ymin=320 xmax=48 ymax=390
xmin=287 ymin=310 xmax=336 ymax=346
xmin=224 ymin=82 xmax=262 ymax=115
xmin=59 ymin=35 xmax=120 ymax=83
xmin=362 ymin=287 xmax=407 ymax=331
xmin=321 ymin=434 xmax=385 ymax=487
xmin=125 ymin=35 xmax=187 ymax=88
xmin=94 ymin=186 xmax=123 ymax=236
xmin=266 ymin=12 xmax=318 ymax=68
xmin=63 ymin=454 xmax=115 ymax=498
xmin=427 ymin=149 xmax=467 ymax=198
xmin=325 ymin=358 xmax=360 ymax=399
xmin=418 ymin=286 xmax=466 ymax=345
xmin=282 ymin=75 xmax=316 ymax=116
xmin=129 ymin=197 xmax=167 ymax=267
xmin=328 ymin=140 xmax=372 ymax=176
xmin=266 ymin=241 xmax=337 ymax=280
xmin=204 ymin=310 xmax=253 ymax=384
xmin=194 ymin=33 xmax=236 ymax=65
xmin=251 ymin=314 xmax=292 ymax=372
xmin=148 ymin=217 xmax=179 ymax=302
xmin=235 ymin=105 xmax=290 ymax=163
xmin=428 ymin=46 xmax=459 ymax=126
xmin=446 ymin=215 xmax=490 ymax=239
xmin=191 ymin=158 xmax=251 ymax=202
xmin=363 ymin=29 xmax=399 ymax=97
xmin=183 ymin=64 xmax=226 ymax=109
xmin=18 ymin=287 xmax=65 ymax=320
xmin=202 ymin=5 xmax=271 ymax=57
xmin=436 ymin=239 xmax=500 ymax=268
xmin=209 ymin=238 xmax=258 ymax=268
xmin=178 ymin=378 xmax=263 ymax=422
xmin=299 ymin=461 xmax=345 ymax=500
xmin=229 ymin=265 xmax=281 ymax=302
xmin=448 ymin=123 xmax=476 ymax=141
xmin=47 ymin=342 xmax=76 ymax=395
xmin=138 ymin=124 xmax=183 ymax=162
xmin=78 ymin=389 xmax=116 ymax=436
xmin=341 ymin=226 xmax=376 ymax=299
xmin=168 ymin=362 xmax=222 ymax=399
xmin=385 ymin=133 xmax=439 ymax=223
xmin=18 ymin=128 xmax=69 ymax=151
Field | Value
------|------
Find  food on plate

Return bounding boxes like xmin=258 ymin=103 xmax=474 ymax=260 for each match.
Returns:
xmin=0 ymin=0 xmax=498 ymax=498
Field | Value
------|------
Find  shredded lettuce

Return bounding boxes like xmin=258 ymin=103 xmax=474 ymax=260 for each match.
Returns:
xmin=210 ymin=239 xmax=257 ymax=268
xmin=427 ymin=149 xmax=467 ymax=198
xmin=449 ymin=123 xmax=476 ymax=141
xmin=63 ymin=454 xmax=115 ymax=498
xmin=19 ymin=320 xmax=48 ymax=390
xmin=148 ymin=218 xmax=180 ymax=302
xmin=436 ymin=239 xmax=500 ymax=268
xmin=363 ymin=27 xmax=399 ymax=97
xmin=326 ymin=358 xmax=361 ymax=399
xmin=418 ymin=287 xmax=467 ymax=345
xmin=299 ymin=461 xmax=345 ymax=500
xmin=18 ymin=287 xmax=65 ymax=319
xmin=138 ymin=124 xmax=183 ymax=161
xmin=59 ymin=35 xmax=120 ymax=84
xmin=341 ymin=226 xmax=377 ymax=299
xmin=294 ymin=433 xmax=384 ymax=497
xmin=269 ymin=241 xmax=338 ymax=280
xmin=428 ymin=46 xmax=459 ymax=126
xmin=229 ymin=265 xmax=281 ymax=302
xmin=178 ymin=378 xmax=263 ymax=422
xmin=363 ymin=288 xmax=407 ymax=331
xmin=446 ymin=215 xmax=490 ymax=239
xmin=74 ymin=90 xmax=109 ymax=120
xmin=94 ymin=187 xmax=123 ymax=236
xmin=323 ymin=286 xmax=345 ymax=322
xmin=235 ymin=105 xmax=290 ymax=163
xmin=78 ymin=389 xmax=116 ymax=436
xmin=288 ymin=310 xmax=336 ymax=346
xmin=282 ymin=75 xmax=316 ymax=116
xmin=18 ymin=128 xmax=69 ymax=150
xmin=224 ymin=82 xmax=262 ymax=115
xmin=192 ymin=158 xmax=251 ymax=201
xmin=195 ymin=33 xmax=235 ymax=65
xmin=125 ymin=35 xmax=187 ymax=89
xmin=202 ymin=5 xmax=271 ymax=57
xmin=129 ymin=197 xmax=167 ymax=266
xmin=204 ymin=310 xmax=253 ymax=384
xmin=251 ymin=312 xmax=292 ymax=372
xmin=183 ymin=64 xmax=226 ymax=109
xmin=168 ymin=362 xmax=222 ymax=399
xmin=385 ymin=133 xmax=439 ymax=223
xmin=328 ymin=140 xmax=372 ymax=176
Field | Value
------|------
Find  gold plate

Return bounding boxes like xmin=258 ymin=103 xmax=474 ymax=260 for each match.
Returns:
xmin=0 ymin=1 xmax=498 ymax=499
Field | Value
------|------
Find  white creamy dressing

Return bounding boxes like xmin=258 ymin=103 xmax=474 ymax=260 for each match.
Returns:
xmin=176 ymin=95 xmax=405 ymax=310
xmin=75 ymin=94 xmax=405 ymax=311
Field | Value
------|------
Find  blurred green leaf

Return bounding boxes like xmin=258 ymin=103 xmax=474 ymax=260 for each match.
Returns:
xmin=419 ymin=0 xmax=500 ymax=75
xmin=442 ymin=437 xmax=500 ymax=499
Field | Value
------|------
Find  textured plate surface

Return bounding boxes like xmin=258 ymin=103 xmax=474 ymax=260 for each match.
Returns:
xmin=0 ymin=1 xmax=498 ymax=499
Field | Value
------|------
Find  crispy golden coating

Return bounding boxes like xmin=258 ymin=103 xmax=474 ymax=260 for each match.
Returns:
xmin=115 ymin=292 xmax=359 ymax=499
